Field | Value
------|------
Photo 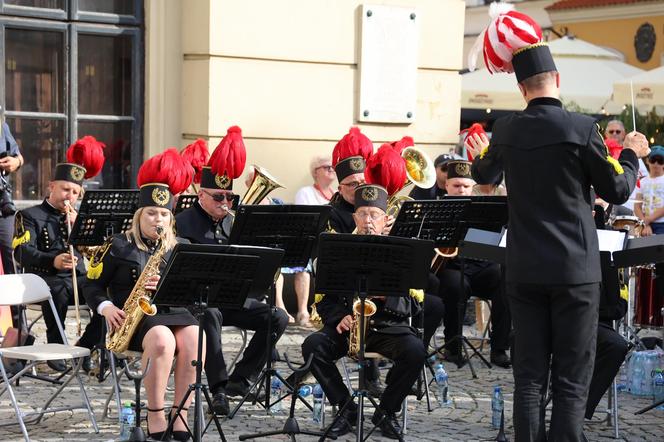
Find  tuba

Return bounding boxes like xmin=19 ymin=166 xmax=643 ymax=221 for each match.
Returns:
xmin=241 ymin=165 xmax=285 ymax=205
xmin=106 ymin=227 xmax=164 ymax=353
xmin=348 ymin=298 xmax=377 ymax=358
xmin=386 ymin=146 xmax=436 ymax=218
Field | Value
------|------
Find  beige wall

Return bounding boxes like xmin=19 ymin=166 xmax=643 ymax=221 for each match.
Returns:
xmin=146 ymin=0 xmax=465 ymax=201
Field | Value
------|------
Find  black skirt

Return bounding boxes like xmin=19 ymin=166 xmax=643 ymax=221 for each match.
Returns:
xmin=129 ymin=307 xmax=198 ymax=352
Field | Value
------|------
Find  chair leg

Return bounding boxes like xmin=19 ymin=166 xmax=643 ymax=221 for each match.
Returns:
xmin=36 ymin=357 xmax=85 ymax=423
xmin=107 ymin=351 xmax=124 ymax=425
xmin=611 ymin=378 xmax=619 ymax=439
xmin=401 ymin=397 xmax=408 ymax=435
xmin=340 ymin=357 xmax=354 ymax=392
xmin=73 ymin=358 xmax=99 ymax=433
xmin=0 ymin=360 xmax=31 ymax=442
xmin=228 ymin=328 xmax=248 ymax=373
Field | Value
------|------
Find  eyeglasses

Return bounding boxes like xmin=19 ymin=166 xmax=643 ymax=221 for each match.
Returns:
xmin=649 ymin=157 xmax=664 ymax=165
xmin=203 ymin=190 xmax=235 ymax=202
xmin=355 ymin=212 xmax=384 ymax=221
xmin=316 ymin=165 xmax=334 ymax=172
xmin=607 ymin=130 xmax=623 ymax=135
xmin=340 ymin=180 xmax=363 ymax=189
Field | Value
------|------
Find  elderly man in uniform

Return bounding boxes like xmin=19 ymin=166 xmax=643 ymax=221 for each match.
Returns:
xmin=466 ymin=7 xmax=649 ymax=441
xmin=176 ymin=128 xmax=288 ymax=415
xmin=303 ymin=183 xmax=426 ymax=439
xmin=13 ymin=137 xmax=105 ymax=372
xmin=435 ymin=161 xmax=511 ymax=368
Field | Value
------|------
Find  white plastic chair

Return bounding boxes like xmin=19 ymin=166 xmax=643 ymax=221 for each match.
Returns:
xmin=0 ymin=273 xmax=99 ymax=441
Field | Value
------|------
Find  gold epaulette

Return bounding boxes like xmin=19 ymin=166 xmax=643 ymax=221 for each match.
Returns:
xmin=87 ymin=238 xmax=112 ymax=280
xmin=409 ymin=288 xmax=424 ymax=303
xmin=620 ymin=284 xmax=629 ymax=301
xmin=11 ymin=212 xmax=29 ymax=249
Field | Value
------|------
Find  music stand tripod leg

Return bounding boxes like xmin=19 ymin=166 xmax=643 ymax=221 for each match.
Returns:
xmin=167 ymin=289 xmax=226 ymax=442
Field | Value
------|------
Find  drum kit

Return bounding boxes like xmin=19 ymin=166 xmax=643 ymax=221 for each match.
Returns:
xmin=609 ymin=215 xmax=664 ymax=330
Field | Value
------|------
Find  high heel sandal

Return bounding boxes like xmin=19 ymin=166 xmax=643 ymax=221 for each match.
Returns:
xmin=170 ymin=405 xmax=191 ymax=442
xmin=146 ymin=407 xmax=170 ymax=441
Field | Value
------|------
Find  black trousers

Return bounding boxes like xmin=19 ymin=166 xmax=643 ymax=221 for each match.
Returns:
xmin=412 ymin=293 xmax=445 ymax=348
xmin=585 ymin=321 xmax=628 ymax=419
xmin=302 ymin=325 xmax=425 ymax=414
xmin=508 ymin=282 xmax=599 ymax=442
xmin=438 ymin=261 xmax=510 ymax=354
xmin=203 ymin=299 xmax=288 ymax=389
xmin=0 ymin=214 xmax=15 ymax=274
xmin=41 ymin=275 xmax=102 ymax=349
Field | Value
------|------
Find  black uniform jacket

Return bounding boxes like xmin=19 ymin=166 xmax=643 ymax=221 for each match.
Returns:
xmin=409 ymin=183 xmax=446 ymax=200
xmin=328 ymin=194 xmax=355 ymax=234
xmin=471 ymin=97 xmax=639 ymax=284
xmin=175 ymin=202 xmax=233 ymax=245
xmin=13 ymin=200 xmax=85 ymax=290
xmin=84 ymin=233 xmax=188 ymax=313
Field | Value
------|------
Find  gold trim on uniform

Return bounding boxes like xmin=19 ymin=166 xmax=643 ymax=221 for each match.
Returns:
xmin=513 ymin=41 xmax=549 ymax=56
xmin=11 ymin=212 xmax=30 ymax=249
xmin=87 ymin=239 xmax=112 ymax=280
xmin=152 ymin=187 xmax=170 ymax=206
xmin=215 ymin=174 xmax=231 ymax=189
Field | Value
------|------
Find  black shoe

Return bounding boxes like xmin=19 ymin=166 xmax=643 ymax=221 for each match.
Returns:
xmin=443 ymin=351 xmax=467 ymax=369
xmin=47 ymin=359 xmax=67 ymax=372
xmin=81 ymin=356 xmax=92 ymax=373
xmin=366 ymin=379 xmax=385 ymax=398
xmin=371 ymin=408 xmax=402 ymax=440
xmin=490 ymin=350 xmax=511 ymax=369
xmin=226 ymin=377 xmax=265 ymax=401
xmin=210 ymin=391 xmax=230 ymax=416
xmin=326 ymin=402 xmax=357 ymax=438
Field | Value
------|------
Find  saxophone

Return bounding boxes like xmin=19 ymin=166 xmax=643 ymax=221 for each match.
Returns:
xmin=348 ymin=298 xmax=377 ymax=358
xmin=106 ymin=227 xmax=165 ymax=353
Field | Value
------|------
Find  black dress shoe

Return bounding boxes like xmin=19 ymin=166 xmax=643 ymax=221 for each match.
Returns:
xmin=490 ymin=350 xmax=511 ymax=369
xmin=47 ymin=359 xmax=67 ymax=372
xmin=225 ymin=377 xmax=265 ymax=401
xmin=210 ymin=391 xmax=230 ymax=415
xmin=81 ymin=355 xmax=92 ymax=373
xmin=366 ymin=379 xmax=385 ymax=398
xmin=371 ymin=408 xmax=402 ymax=440
xmin=326 ymin=403 xmax=357 ymax=438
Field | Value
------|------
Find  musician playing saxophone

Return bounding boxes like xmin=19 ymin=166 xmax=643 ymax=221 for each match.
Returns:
xmin=302 ymin=184 xmax=425 ymax=439
xmin=85 ymin=150 xmax=200 ymax=442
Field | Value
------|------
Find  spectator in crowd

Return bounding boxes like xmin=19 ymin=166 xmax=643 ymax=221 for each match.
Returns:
xmin=606 ymin=120 xmax=648 ymax=211
xmin=0 ymin=113 xmax=23 ymax=274
xmin=635 ymin=145 xmax=664 ymax=236
xmin=294 ymin=155 xmax=336 ymax=204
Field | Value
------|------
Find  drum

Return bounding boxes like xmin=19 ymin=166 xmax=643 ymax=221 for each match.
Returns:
xmin=635 ymin=267 xmax=664 ymax=327
xmin=612 ymin=215 xmax=644 ymax=237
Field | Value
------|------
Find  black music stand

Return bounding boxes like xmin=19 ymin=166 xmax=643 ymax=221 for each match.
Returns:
xmin=157 ymin=243 xmax=284 ymax=442
xmin=227 ymin=205 xmax=331 ymax=435
xmin=69 ymin=190 xmax=138 ymax=247
xmin=315 ymin=233 xmax=433 ymax=442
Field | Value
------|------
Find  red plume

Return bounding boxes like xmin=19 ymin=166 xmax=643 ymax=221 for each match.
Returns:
xmin=365 ymin=144 xmax=407 ymax=196
xmin=332 ymin=127 xmax=374 ymax=166
xmin=390 ymin=136 xmax=414 ymax=155
xmin=460 ymin=123 xmax=488 ymax=161
xmin=137 ymin=148 xmax=194 ymax=195
xmin=181 ymin=139 xmax=210 ymax=184
xmin=66 ymin=135 xmax=106 ymax=178
xmin=209 ymin=126 xmax=247 ymax=179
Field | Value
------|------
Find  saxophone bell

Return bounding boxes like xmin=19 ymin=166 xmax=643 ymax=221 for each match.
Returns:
xmin=138 ymin=295 xmax=158 ymax=316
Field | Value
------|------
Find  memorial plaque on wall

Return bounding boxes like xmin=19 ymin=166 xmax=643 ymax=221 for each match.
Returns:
xmin=358 ymin=4 xmax=419 ymax=124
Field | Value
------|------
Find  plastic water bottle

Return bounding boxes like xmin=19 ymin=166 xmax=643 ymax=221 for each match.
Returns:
xmin=630 ymin=352 xmax=646 ymax=396
xmin=653 ymin=368 xmax=664 ymax=410
xmin=616 ymin=361 xmax=628 ymax=392
xmin=434 ymin=363 xmax=450 ymax=407
xmin=119 ymin=401 xmax=135 ymax=440
xmin=491 ymin=387 xmax=504 ymax=429
xmin=313 ymin=384 xmax=324 ymax=424
xmin=270 ymin=376 xmax=283 ymax=414
xmin=298 ymin=384 xmax=313 ymax=398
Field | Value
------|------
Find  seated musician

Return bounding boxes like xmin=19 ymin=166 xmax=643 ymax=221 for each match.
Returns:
xmin=175 ymin=126 xmax=288 ymax=414
xmin=303 ymin=183 xmax=426 ymax=439
xmin=85 ymin=150 xmax=201 ymax=442
xmin=436 ymin=160 xmax=512 ymax=368
xmin=12 ymin=137 xmax=105 ymax=372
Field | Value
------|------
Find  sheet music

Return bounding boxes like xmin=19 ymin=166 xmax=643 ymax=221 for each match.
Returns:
xmin=597 ymin=229 xmax=626 ymax=253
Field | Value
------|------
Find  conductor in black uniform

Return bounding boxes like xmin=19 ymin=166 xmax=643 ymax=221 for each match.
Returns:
xmin=175 ymin=166 xmax=289 ymax=414
xmin=467 ymin=24 xmax=650 ymax=441
xmin=13 ymin=158 xmax=103 ymax=372
xmin=303 ymin=183 xmax=426 ymax=439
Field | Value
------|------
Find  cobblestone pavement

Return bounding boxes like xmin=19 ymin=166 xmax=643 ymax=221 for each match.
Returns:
xmin=1 ymin=313 xmax=663 ymax=441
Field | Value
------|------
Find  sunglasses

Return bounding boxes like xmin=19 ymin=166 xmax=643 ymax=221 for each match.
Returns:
xmin=649 ymin=157 xmax=664 ymax=165
xmin=203 ymin=190 xmax=235 ymax=202
xmin=607 ymin=130 xmax=623 ymax=135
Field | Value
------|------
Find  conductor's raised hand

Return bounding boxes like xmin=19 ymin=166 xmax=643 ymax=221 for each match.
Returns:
xmin=623 ymin=131 xmax=650 ymax=158
xmin=466 ymin=133 xmax=489 ymax=160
